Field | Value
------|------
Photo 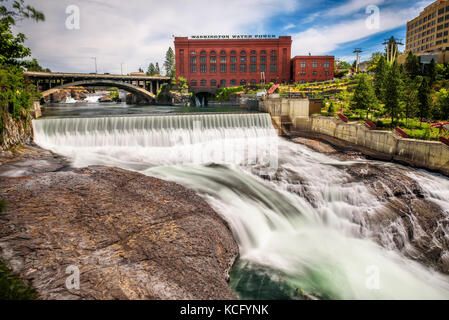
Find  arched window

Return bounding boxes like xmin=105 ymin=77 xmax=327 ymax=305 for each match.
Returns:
xmin=260 ymin=50 xmax=266 ymax=54
xmin=270 ymin=50 xmax=277 ymax=54
xmin=220 ymin=50 xmax=226 ymax=55
xmin=250 ymin=50 xmax=256 ymax=55
xmin=240 ymin=50 xmax=246 ymax=55
xmin=240 ymin=79 xmax=246 ymax=85
xmin=210 ymin=79 xmax=217 ymax=87
xmin=200 ymin=50 xmax=206 ymax=55
xmin=210 ymin=50 xmax=216 ymax=55
xmin=230 ymin=50 xmax=236 ymax=55
xmin=190 ymin=51 xmax=196 ymax=55
xmin=190 ymin=80 xmax=197 ymax=86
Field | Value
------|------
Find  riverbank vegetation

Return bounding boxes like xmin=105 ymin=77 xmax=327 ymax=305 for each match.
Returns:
xmin=1 ymin=0 xmax=47 ymax=145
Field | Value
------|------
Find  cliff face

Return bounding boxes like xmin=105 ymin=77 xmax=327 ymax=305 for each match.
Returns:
xmin=0 ymin=147 xmax=239 ymax=300
xmin=0 ymin=112 xmax=32 ymax=150
xmin=0 ymin=102 xmax=41 ymax=151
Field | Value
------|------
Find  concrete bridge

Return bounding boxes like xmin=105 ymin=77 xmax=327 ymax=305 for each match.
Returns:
xmin=24 ymin=71 xmax=171 ymax=102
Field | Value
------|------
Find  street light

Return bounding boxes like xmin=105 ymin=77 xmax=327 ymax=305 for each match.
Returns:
xmin=91 ymin=57 xmax=97 ymax=74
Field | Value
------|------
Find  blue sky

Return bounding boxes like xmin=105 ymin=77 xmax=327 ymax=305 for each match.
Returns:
xmin=15 ymin=0 xmax=434 ymax=73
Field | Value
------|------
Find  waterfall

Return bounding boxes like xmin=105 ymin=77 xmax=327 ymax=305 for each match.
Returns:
xmin=195 ymin=96 xmax=201 ymax=107
xmin=32 ymin=113 xmax=449 ymax=299
xmin=64 ymin=96 xmax=77 ymax=104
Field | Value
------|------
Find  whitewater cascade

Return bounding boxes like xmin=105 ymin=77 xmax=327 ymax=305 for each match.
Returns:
xmin=32 ymin=113 xmax=449 ymax=299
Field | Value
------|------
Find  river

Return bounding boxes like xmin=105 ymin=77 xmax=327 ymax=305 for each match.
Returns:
xmin=33 ymin=102 xmax=449 ymax=300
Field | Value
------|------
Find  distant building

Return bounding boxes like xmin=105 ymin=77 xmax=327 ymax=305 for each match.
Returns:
xmin=406 ymin=0 xmax=449 ymax=55
xmin=358 ymin=61 xmax=370 ymax=72
xmin=291 ymin=56 xmax=334 ymax=83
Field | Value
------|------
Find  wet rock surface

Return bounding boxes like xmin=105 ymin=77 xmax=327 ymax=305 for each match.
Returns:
xmin=293 ymin=137 xmax=449 ymax=274
xmin=0 ymin=147 xmax=239 ymax=300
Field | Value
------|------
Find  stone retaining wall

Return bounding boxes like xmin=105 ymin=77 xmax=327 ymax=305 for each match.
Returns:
xmin=292 ymin=116 xmax=449 ymax=176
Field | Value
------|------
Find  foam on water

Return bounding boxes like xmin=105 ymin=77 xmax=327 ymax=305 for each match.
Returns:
xmin=32 ymin=114 xmax=449 ymax=299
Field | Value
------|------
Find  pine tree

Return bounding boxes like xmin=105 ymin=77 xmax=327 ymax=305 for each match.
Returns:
xmin=403 ymin=76 xmax=421 ymax=124
xmin=424 ymin=59 xmax=437 ymax=85
xmin=138 ymin=67 xmax=144 ymax=73
xmin=147 ymin=63 xmax=156 ymax=76
xmin=155 ymin=62 xmax=161 ymax=75
xmin=373 ymin=55 xmax=388 ymax=103
xmin=404 ymin=51 xmax=421 ymax=79
xmin=350 ymin=74 xmax=378 ymax=119
xmin=417 ymin=77 xmax=432 ymax=125
xmin=384 ymin=61 xmax=403 ymax=125
xmin=437 ymin=88 xmax=449 ymax=120
xmin=163 ymin=47 xmax=175 ymax=78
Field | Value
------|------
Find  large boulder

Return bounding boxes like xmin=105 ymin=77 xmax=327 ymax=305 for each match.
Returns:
xmin=0 ymin=149 xmax=239 ymax=299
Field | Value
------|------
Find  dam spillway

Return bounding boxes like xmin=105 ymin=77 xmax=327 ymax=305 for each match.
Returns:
xmin=32 ymin=112 xmax=449 ymax=299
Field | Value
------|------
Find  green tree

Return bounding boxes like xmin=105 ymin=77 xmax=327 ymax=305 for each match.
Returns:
xmin=424 ymin=59 xmax=437 ymax=85
xmin=417 ymin=77 xmax=432 ymax=124
xmin=155 ymin=62 xmax=161 ymax=75
xmin=403 ymin=76 xmax=421 ymax=124
xmin=163 ymin=47 xmax=175 ymax=78
xmin=436 ymin=88 xmax=449 ymax=120
xmin=350 ymin=74 xmax=378 ymax=119
xmin=0 ymin=0 xmax=45 ymax=66
xmin=373 ymin=55 xmax=388 ymax=103
xmin=138 ymin=67 xmax=144 ymax=73
xmin=23 ymin=58 xmax=50 ymax=72
xmin=177 ymin=76 xmax=188 ymax=89
xmin=384 ymin=61 xmax=403 ymax=125
xmin=367 ymin=52 xmax=383 ymax=72
xmin=404 ymin=51 xmax=421 ymax=79
xmin=146 ymin=63 xmax=156 ymax=76
xmin=327 ymin=101 xmax=335 ymax=116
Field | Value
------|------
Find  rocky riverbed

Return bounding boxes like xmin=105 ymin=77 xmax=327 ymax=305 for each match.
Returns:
xmin=0 ymin=145 xmax=239 ymax=300
xmin=292 ymin=137 xmax=449 ymax=274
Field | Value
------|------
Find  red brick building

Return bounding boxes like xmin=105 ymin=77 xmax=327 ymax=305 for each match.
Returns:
xmin=174 ymin=36 xmax=292 ymax=89
xmin=291 ymin=56 xmax=334 ymax=83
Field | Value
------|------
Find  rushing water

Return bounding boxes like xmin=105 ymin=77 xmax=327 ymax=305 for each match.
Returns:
xmin=32 ymin=112 xmax=449 ymax=300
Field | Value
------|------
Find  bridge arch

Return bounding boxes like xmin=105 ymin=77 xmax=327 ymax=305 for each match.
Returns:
xmin=40 ymin=79 xmax=156 ymax=102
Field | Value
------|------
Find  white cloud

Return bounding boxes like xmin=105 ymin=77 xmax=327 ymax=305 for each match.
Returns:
xmin=291 ymin=1 xmax=433 ymax=56
xmin=15 ymin=0 xmax=298 ymax=73
xmin=283 ymin=23 xmax=296 ymax=31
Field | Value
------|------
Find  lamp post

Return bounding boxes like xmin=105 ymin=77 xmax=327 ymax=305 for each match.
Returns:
xmin=91 ymin=57 xmax=97 ymax=74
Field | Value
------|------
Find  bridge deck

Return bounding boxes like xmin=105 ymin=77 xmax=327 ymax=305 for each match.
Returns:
xmin=24 ymin=71 xmax=170 ymax=81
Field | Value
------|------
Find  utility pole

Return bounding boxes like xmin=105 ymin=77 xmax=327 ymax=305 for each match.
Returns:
xmin=353 ymin=48 xmax=363 ymax=73
xmin=120 ymin=62 xmax=124 ymax=75
xmin=382 ymin=37 xmax=404 ymax=66
xmin=91 ymin=57 xmax=97 ymax=74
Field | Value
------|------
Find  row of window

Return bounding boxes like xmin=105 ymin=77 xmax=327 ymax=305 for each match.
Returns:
xmin=407 ymin=8 xmax=441 ymax=30
xmin=190 ymin=79 xmax=280 ymax=87
xmin=189 ymin=49 xmax=277 ymax=55
xmin=299 ymin=61 xmax=331 ymax=68
xmin=298 ymin=71 xmax=330 ymax=76
xmin=409 ymin=38 xmax=448 ymax=53
xmin=190 ymin=63 xmax=278 ymax=73
xmin=192 ymin=56 xmax=276 ymax=63
xmin=407 ymin=6 xmax=449 ymax=36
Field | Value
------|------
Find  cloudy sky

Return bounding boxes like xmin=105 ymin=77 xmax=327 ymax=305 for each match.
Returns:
xmin=14 ymin=0 xmax=434 ymax=74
